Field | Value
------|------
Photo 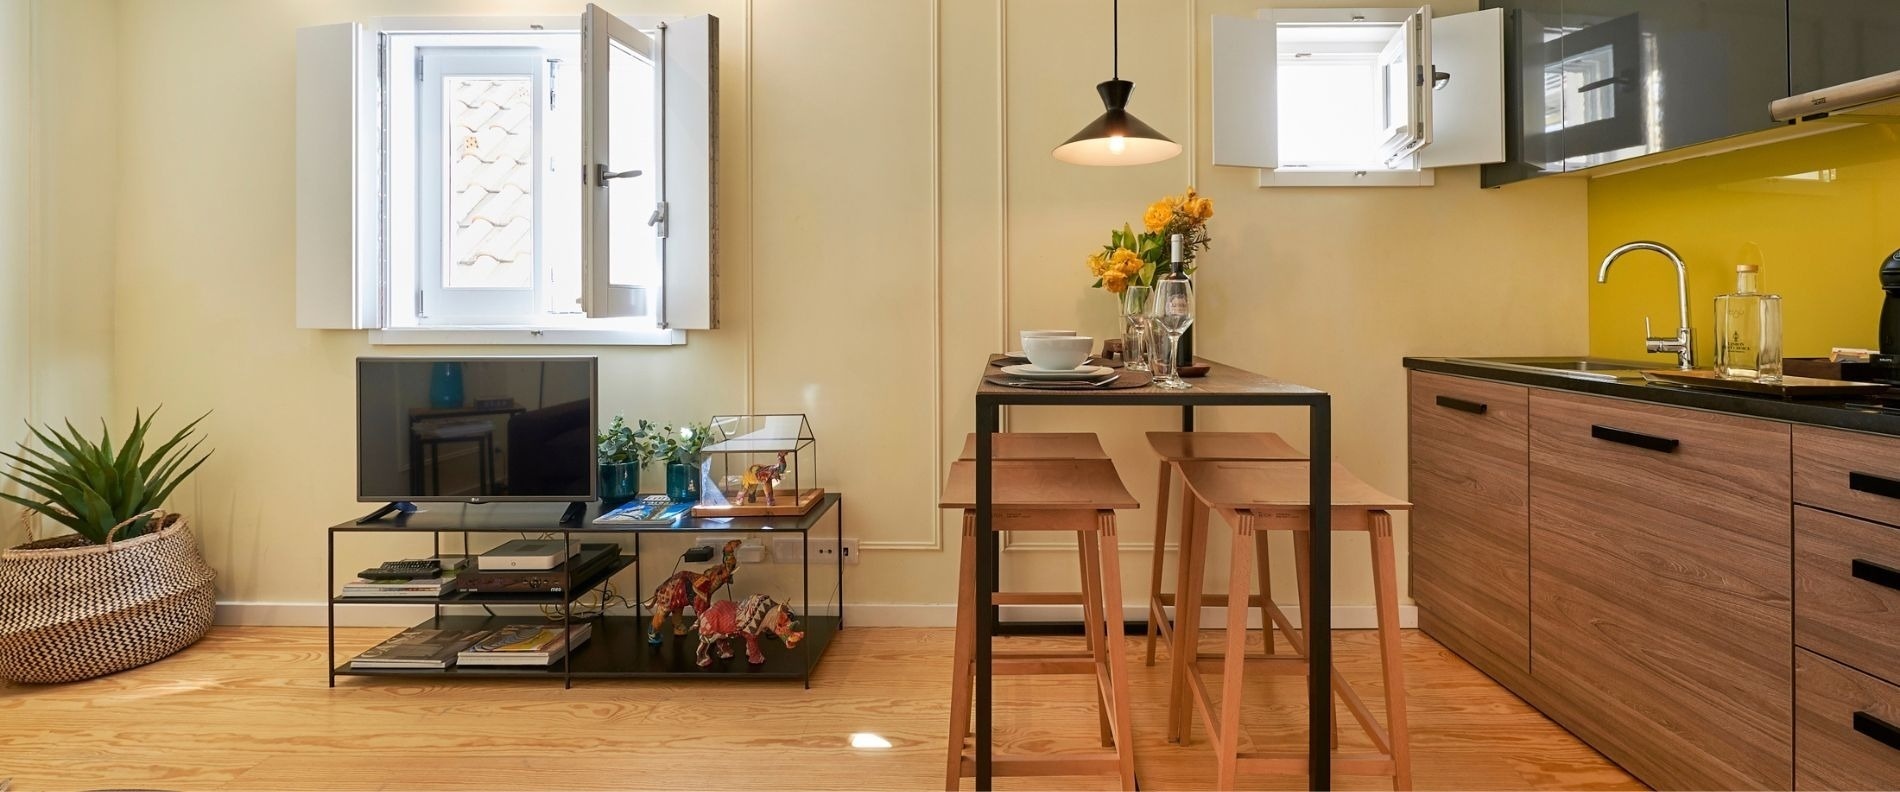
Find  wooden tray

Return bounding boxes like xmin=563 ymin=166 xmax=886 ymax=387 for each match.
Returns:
xmin=1640 ymin=369 xmax=1891 ymax=399
xmin=690 ymin=487 xmax=826 ymax=518
xmin=983 ymin=371 xmax=1154 ymax=390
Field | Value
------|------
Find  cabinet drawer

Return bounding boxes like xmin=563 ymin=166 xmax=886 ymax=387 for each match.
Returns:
xmin=1796 ymin=505 xmax=1900 ymax=686
xmin=1795 ymin=425 xmax=1900 ymax=527
xmin=1796 ymin=648 xmax=1900 ymax=791
xmin=1408 ymin=372 xmax=1530 ymax=680
xmin=1529 ymin=390 xmax=1793 ymax=790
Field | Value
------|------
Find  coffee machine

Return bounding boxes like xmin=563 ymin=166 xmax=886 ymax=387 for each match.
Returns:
xmin=1883 ymin=249 xmax=1900 ymax=356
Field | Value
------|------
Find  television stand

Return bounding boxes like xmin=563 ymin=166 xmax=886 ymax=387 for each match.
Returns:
xmin=355 ymin=501 xmax=416 ymax=525
xmin=559 ymin=501 xmax=588 ymax=525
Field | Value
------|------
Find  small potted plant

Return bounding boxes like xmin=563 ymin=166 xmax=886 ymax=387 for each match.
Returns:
xmin=658 ymin=421 xmax=712 ymax=502
xmin=596 ymin=415 xmax=660 ymax=503
xmin=0 ymin=409 xmax=216 ymax=683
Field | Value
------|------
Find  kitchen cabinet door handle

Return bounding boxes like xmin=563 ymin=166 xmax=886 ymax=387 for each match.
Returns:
xmin=1435 ymin=396 xmax=1487 ymax=415
xmin=1848 ymin=472 xmax=1900 ymax=501
xmin=1854 ymin=712 xmax=1900 ymax=753
xmin=1590 ymin=424 xmax=1679 ymax=453
xmin=1852 ymin=558 xmax=1900 ymax=593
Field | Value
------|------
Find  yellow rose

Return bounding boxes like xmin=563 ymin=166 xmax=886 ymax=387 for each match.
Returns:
xmin=1143 ymin=201 xmax=1173 ymax=232
xmin=1087 ymin=252 xmax=1110 ymax=278
xmin=1102 ymin=268 xmax=1128 ymax=294
xmin=1109 ymin=248 xmax=1142 ymax=276
xmin=1191 ymin=197 xmax=1214 ymax=220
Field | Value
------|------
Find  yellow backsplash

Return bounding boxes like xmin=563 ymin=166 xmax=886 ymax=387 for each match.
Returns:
xmin=1588 ymin=124 xmax=1900 ymax=365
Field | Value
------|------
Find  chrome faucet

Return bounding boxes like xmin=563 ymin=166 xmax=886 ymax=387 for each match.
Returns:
xmin=1597 ymin=241 xmax=1694 ymax=370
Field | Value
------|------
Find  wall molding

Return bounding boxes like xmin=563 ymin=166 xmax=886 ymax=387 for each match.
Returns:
xmin=216 ymin=600 xmax=1414 ymax=630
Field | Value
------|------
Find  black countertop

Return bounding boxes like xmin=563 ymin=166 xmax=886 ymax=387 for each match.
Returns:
xmin=1404 ymin=357 xmax=1900 ymax=438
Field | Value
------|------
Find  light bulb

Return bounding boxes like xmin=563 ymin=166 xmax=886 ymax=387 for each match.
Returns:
xmin=1108 ymin=135 xmax=1127 ymax=154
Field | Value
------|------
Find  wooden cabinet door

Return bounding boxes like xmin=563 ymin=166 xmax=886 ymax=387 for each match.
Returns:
xmin=1529 ymin=390 xmax=1793 ymax=790
xmin=1408 ymin=371 xmax=1531 ymax=683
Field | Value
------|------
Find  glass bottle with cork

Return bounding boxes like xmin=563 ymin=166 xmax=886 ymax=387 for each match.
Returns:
xmin=1713 ymin=259 xmax=1781 ymax=382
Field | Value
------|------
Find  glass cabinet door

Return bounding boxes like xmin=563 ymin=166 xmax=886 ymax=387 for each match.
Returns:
xmin=1790 ymin=0 xmax=1900 ymax=96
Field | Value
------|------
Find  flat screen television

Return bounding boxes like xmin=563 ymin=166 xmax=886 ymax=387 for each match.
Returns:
xmin=356 ymin=357 xmax=597 ymax=504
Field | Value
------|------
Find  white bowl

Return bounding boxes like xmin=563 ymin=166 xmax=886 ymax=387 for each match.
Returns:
xmin=1023 ymin=335 xmax=1093 ymax=371
xmin=1019 ymin=329 xmax=1076 ymax=352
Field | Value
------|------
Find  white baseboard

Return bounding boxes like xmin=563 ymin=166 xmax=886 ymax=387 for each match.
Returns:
xmin=218 ymin=601 xmax=1416 ymax=630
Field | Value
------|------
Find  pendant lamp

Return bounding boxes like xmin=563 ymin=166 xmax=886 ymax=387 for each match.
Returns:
xmin=1052 ymin=0 xmax=1182 ymax=166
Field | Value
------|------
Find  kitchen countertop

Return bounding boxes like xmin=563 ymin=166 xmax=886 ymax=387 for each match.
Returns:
xmin=1404 ymin=357 xmax=1900 ymax=438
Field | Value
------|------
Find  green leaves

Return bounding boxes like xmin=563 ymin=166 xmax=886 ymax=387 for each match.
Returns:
xmin=596 ymin=415 xmax=671 ymax=467
xmin=0 ymin=408 xmax=213 ymax=545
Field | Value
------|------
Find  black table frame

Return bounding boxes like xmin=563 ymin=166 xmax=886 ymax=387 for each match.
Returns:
xmin=973 ymin=370 xmax=1332 ymax=790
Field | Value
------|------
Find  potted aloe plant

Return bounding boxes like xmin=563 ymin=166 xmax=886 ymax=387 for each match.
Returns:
xmin=596 ymin=415 xmax=660 ymax=503
xmin=0 ymin=409 xmax=216 ymax=683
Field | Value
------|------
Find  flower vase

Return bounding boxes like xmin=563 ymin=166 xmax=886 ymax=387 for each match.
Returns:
xmin=665 ymin=461 xmax=700 ymax=502
xmin=599 ymin=462 xmax=641 ymax=503
xmin=1120 ymin=285 xmax=1153 ymax=372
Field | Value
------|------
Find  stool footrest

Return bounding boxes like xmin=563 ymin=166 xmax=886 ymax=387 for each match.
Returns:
xmin=959 ymin=753 xmax=1122 ymax=778
xmin=994 ymin=658 xmax=1096 ymax=676
xmin=1235 ymin=751 xmax=1395 ymax=776
xmin=991 ymin=592 xmax=1084 ymax=606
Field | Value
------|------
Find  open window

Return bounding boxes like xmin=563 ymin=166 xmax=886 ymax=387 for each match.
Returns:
xmin=294 ymin=5 xmax=718 ymax=343
xmin=1211 ymin=6 xmax=1503 ymax=187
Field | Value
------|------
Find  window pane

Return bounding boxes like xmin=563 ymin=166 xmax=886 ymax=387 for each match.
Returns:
xmin=608 ymin=41 xmax=660 ymax=305
xmin=447 ymin=76 xmax=535 ymax=289
xmin=1278 ymin=58 xmax=1382 ymax=168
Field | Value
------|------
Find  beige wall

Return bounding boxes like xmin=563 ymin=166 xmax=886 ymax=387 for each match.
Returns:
xmin=36 ymin=0 xmax=1588 ymax=620
xmin=0 ymin=0 xmax=28 ymax=551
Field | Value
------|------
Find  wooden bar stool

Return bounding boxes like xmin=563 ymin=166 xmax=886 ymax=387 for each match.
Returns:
xmin=957 ymin=432 xmax=1109 ymax=461
xmin=940 ymin=456 xmax=1140 ymax=790
xmin=1169 ymin=460 xmax=1413 ymax=791
xmin=1143 ymin=432 xmax=1305 ymax=667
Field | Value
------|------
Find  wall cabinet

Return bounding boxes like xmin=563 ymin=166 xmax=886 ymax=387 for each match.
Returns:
xmin=1481 ymin=0 xmax=1789 ymax=186
xmin=1407 ymin=372 xmax=1531 ymax=683
xmin=1790 ymin=0 xmax=1900 ymax=96
xmin=1527 ymin=390 xmax=1793 ymax=790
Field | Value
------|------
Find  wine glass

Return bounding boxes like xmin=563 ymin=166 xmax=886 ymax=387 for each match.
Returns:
xmin=1120 ymin=285 xmax=1153 ymax=372
xmin=1150 ymin=277 xmax=1195 ymax=389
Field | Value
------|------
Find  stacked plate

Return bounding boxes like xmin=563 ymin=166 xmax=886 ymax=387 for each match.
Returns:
xmin=998 ymin=364 xmax=1116 ymax=381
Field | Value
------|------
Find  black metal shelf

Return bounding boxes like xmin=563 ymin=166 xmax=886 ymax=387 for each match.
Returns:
xmin=331 ymin=556 xmax=636 ymax=606
xmin=334 ymin=614 xmax=840 ymax=681
xmin=325 ymin=493 xmax=845 ymax=688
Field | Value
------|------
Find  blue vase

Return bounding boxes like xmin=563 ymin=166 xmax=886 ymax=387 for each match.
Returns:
xmin=665 ymin=461 xmax=699 ymax=502
xmin=599 ymin=462 xmax=641 ymax=503
xmin=429 ymin=362 xmax=465 ymax=409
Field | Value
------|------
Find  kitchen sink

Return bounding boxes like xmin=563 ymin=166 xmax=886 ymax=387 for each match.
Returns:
xmin=1445 ymin=356 xmax=1656 ymax=382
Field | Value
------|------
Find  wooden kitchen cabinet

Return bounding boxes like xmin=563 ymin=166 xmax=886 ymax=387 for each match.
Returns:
xmin=1528 ymin=390 xmax=1793 ymax=790
xmin=1407 ymin=371 xmax=1531 ymax=684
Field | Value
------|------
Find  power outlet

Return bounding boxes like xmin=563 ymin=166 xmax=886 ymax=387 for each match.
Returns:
xmin=770 ymin=537 xmax=860 ymax=565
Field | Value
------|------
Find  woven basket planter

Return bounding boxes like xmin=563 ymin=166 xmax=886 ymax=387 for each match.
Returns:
xmin=0 ymin=513 xmax=216 ymax=684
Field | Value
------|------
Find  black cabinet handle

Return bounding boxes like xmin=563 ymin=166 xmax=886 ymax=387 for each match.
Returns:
xmin=1435 ymin=395 xmax=1487 ymax=415
xmin=1577 ymin=74 xmax=1634 ymax=93
xmin=1591 ymin=424 xmax=1679 ymax=453
xmin=1854 ymin=711 xmax=1900 ymax=753
xmin=1848 ymin=472 xmax=1900 ymax=502
xmin=1852 ymin=559 xmax=1900 ymax=593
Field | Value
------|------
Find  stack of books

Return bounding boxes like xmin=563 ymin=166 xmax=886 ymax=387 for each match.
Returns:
xmin=349 ymin=628 xmax=487 ymax=670
xmin=456 ymin=624 xmax=593 ymax=667
xmin=339 ymin=575 xmax=455 ymax=598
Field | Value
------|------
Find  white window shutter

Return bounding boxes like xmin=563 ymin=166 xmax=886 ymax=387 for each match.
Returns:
xmin=295 ymin=22 xmax=378 ymax=330
xmin=581 ymin=4 xmax=657 ymax=321
xmin=1210 ymin=15 xmax=1277 ymax=169
xmin=1376 ymin=6 xmax=1434 ymax=165
xmin=1420 ymin=8 xmax=1506 ymax=168
xmin=658 ymin=14 xmax=718 ymax=330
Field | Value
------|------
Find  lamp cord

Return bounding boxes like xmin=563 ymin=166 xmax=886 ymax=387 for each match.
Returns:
xmin=1111 ymin=0 xmax=1119 ymax=80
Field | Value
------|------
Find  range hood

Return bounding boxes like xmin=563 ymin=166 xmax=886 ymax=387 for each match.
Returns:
xmin=1772 ymin=69 xmax=1900 ymax=123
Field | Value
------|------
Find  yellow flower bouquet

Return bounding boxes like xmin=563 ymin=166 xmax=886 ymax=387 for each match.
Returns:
xmin=1086 ymin=187 xmax=1213 ymax=295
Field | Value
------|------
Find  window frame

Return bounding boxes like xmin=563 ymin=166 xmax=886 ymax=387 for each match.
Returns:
xmin=293 ymin=13 xmax=710 ymax=346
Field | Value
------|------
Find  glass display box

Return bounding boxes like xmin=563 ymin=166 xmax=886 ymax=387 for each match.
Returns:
xmin=693 ymin=414 xmax=822 ymax=517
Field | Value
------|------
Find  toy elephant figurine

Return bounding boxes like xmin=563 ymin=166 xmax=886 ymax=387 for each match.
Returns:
xmin=738 ymin=451 xmax=790 ymax=506
xmin=694 ymin=593 xmax=805 ymax=667
xmin=645 ymin=539 xmax=743 ymax=646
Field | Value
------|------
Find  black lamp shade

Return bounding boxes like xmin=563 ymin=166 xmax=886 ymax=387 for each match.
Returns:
xmin=1052 ymin=80 xmax=1181 ymax=166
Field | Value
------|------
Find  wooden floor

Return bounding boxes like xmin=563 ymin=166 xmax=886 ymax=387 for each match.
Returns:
xmin=0 ymin=626 xmax=1641 ymax=791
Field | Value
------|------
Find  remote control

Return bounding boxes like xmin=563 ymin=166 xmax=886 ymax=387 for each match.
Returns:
xmin=359 ymin=559 xmax=442 ymax=580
